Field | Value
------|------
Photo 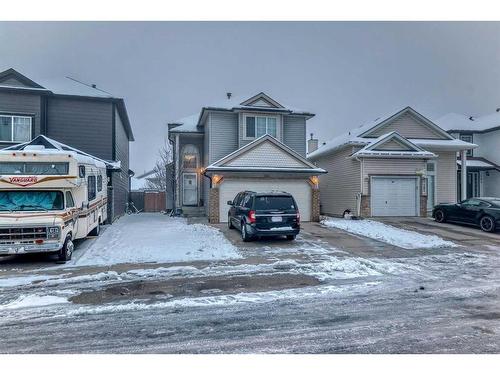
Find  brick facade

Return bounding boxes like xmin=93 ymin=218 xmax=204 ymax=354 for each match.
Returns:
xmin=360 ymin=195 xmax=370 ymax=217
xmin=420 ymin=195 xmax=428 ymax=217
xmin=311 ymin=188 xmax=320 ymax=222
xmin=208 ymin=187 xmax=220 ymax=223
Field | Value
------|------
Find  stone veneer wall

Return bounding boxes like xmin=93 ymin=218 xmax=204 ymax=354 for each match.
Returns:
xmin=311 ymin=188 xmax=321 ymax=222
xmin=208 ymin=187 xmax=220 ymax=223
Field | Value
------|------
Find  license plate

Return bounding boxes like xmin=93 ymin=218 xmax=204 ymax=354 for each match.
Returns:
xmin=271 ymin=216 xmax=282 ymax=222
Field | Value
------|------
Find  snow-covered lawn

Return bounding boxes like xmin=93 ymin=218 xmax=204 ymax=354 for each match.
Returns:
xmin=76 ymin=214 xmax=241 ymax=266
xmin=321 ymin=217 xmax=457 ymax=249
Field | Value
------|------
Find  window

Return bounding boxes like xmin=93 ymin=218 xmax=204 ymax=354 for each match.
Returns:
xmin=460 ymin=134 xmax=473 ymax=156
xmin=97 ymin=175 xmax=103 ymax=192
xmin=245 ymin=116 xmax=277 ymax=138
xmin=0 ymin=190 xmax=64 ymax=211
xmin=461 ymin=198 xmax=487 ymax=207
xmin=242 ymin=194 xmax=253 ymax=208
xmin=65 ymin=191 xmax=75 ymax=208
xmin=0 ymin=162 xmax=69 ymax=175
xmin=88 ymin=175 xmax=96 ymax=201
xmin=0 ymin=115 xmax=32 ymax=143
xmin=181 ymin=144 xmax=199 ymax=170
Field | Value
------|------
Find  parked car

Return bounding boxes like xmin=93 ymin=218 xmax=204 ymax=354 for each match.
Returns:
xmin=227 ymin=191 xmax=300 ymax=241
xmin=432 ymin=197 xmax=500 ymax=232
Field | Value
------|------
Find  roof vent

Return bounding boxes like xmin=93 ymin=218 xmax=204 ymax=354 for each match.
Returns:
xmin=469 ymin=116 xmax=475 ymax=121
xmin=226 ymin=92 xmax=232 ymax=100
xmin=91 ymin=84 xmax=97 ymax=88
xmin=496 ymin=108 xmax=500 ymax=112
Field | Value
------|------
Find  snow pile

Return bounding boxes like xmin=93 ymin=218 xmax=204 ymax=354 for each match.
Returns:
xmin=321 ymin=217 xmax=457 ymax=249
xmin=0 ymin=294 xmax=68 ymax=311
xmin=76 ymin=214 xmax=241 ymax=266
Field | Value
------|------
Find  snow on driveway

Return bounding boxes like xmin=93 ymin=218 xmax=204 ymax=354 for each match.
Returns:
xmin=321 ymin=217 xmax=457 ymax=249
xmin=76 ymin=214 xmax=241 ymax=266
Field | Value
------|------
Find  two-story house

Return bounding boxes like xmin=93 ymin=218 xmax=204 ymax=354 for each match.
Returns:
xmin=0 ymin=68 xmax=134 ymax=221
xmin=435 ymin=111 xmax=500 ymax=200
xmin=167 ymin=92 xmax=326 ymax=223
xmin=307 ymin=107 xmax=476 ymax=218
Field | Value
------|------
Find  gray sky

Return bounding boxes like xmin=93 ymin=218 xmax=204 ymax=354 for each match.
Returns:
xmin=1 ymin=21 xmax=500 ymax=173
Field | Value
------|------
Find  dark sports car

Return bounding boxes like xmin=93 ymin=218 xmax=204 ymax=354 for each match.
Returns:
xmin=432 ymin=197 xmax=500 ymax=232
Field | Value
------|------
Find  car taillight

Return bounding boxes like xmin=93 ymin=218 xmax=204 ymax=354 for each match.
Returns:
xmin=296 ymin=211 xmax=300 ymax=223
xmin=248 ymin=210 xmax=256 ymax=223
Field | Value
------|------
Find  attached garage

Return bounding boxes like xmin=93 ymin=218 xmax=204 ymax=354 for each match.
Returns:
xmin=219 ymin=178 xmax=312 ymax=222
xmin=370 ymin=176 xmax=419 ymax=216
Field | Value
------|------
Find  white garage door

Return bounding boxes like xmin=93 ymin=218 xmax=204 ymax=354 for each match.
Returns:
xmin=219 ymin=178 xmax=312 ymax=222
xmin=371 ymin=177 xmax=418 ymax=216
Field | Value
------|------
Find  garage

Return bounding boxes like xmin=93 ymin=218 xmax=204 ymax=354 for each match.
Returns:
xmin=371 ymin=176 xmax=419 ymax=216
xmin=219 ymin=178 xmax=312 ymax=222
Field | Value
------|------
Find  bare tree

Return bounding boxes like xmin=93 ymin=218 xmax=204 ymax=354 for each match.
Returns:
xmin=144 ymin=141 xmax=173 ymax=191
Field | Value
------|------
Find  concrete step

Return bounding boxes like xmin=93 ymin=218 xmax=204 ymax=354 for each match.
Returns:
xmin=182 ymin=206 xmax=206 ymax=217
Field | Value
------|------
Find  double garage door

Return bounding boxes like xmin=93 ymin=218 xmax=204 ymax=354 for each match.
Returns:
xmin=219 ymin=178 xmax=312 ymax=222
xmin=371 ymin=177 xmax=419 ymax=217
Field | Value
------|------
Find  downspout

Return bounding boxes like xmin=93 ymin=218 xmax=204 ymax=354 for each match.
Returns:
xmin=167 ymin=134 xmax=176 ymax=214
xmin=354 ymin=156 xmax=363 ymax=217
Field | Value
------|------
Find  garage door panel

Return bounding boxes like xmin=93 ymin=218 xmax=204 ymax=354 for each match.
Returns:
xmin=219 ymin=179 xmax=312 ymax=222
xmin=371 ymin=177 xmax=418 ymax=216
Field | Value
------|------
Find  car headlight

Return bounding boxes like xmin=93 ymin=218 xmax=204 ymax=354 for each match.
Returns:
xmin=47 ymin=226 xmax=61 ymax=239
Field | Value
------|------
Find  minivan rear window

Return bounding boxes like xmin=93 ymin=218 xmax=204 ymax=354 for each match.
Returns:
xmin=254 ymin=196 xmax=296 ymax=211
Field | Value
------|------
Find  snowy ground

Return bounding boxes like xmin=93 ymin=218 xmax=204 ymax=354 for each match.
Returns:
xmin=76 ymin=214 xmax=241 ymax=266
xmin=321 ymin=217 xmax=457 ymax=249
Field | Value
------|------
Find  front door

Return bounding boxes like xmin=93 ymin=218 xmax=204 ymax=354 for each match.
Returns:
xmin=182 ymin=173 xmax=197 ymax=206
xmin=467 ymin=172 xmax=480 ymax=199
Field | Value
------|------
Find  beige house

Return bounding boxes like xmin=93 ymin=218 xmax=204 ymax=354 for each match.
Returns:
xmin=307 ymin=107 xmax=477 ymax=217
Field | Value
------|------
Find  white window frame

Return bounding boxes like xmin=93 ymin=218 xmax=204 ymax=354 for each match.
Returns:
xmin=459 ymin=134 xmax=473 ymax=156
xmin=426 ymin=160 xmax=437 ymax=211
xmin=243 ymin=114 xmax=279 ymax=140
xmin=0 ymin=114 xmax=33 ymax=143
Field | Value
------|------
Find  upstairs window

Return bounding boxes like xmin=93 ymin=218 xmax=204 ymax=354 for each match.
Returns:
xmin=181 ymin=144 xmax=199 ymax=170
xmin=459 ymin=134 xmax=473 ymax=156
xmin=0 ymin=115 xmax=32 ymax=143
xmin=245 ymin=116 xmax=277 ymax=139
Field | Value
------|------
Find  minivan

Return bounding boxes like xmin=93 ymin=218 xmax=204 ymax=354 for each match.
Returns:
xmin=227 ymin=191 xmax=300 ymax=241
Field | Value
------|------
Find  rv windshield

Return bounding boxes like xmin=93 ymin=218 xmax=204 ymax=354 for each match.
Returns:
xmin=0 ymin=190 xmax=64 ymax=211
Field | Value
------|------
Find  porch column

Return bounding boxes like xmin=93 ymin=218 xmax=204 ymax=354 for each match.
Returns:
xmin=175 ymin=134 xmax=180 ymax=208
xmin=460 ymin=150 xmax=467 ymax=201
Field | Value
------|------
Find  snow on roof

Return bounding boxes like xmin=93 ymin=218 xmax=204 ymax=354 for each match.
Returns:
xmin=35 ymin=77 xmax=115 ymax=98
xmin=410 ymin=138 xmax=477 ymax=150
xmin=435 ymin=111 xmax=500 ymax=132
xmin=457 ymin=159 xmax=498 ymax=169
xmin=169 ymin=114 xmax=202 ymax=133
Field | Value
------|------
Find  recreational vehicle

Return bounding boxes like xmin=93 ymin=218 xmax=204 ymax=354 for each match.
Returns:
xmin=0 ymin=136 xmax=111 ymax=262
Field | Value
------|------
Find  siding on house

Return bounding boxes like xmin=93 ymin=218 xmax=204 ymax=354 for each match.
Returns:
xmin=0 ymin=91 xmax=41 ymax=147
xmin=0 ymin=77 xmax=30 ymax=87
xmin=373 ymin=139 xmax=412 ymax=151
xmin=427 ymin=150 xmax=458 ymax=204
xmin=46 ymin=97 xmax=113 ymax=159
xmin=362 ymin=158 xmax=425 ymax=194
xmin=112 ymin=106 xmax=130 ymax=217
xmin=225 ymin=142 xmax=307 ymax=168
xmin=314 ymin=146 xmax=361 ymax=216
xmin=209 ymin=111 xmax=238 ymax=164
xmin=366 ymin=113 xmax=446 ymax=139
xmin=283 ymin=115 xmax=306 ymax=157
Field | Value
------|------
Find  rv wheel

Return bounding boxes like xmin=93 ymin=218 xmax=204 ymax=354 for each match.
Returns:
xmin=89 ymin=222 xmax=100 ymax=236
xmin=58 ymin=235 xmax=74 ymax=262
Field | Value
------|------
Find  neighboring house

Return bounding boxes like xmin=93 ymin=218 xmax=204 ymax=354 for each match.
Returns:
xmin=0 ymin=68 xmax=134 ymax=221
xmin=307 ymin=107 xmax=476 ymax=218
xmin=167 ymin=92 xmax=326 ymax=223
xmin=131 ymin=170 xmax=157 ymax=191
xmin=435 ymin=111 xmax=500 ymax=200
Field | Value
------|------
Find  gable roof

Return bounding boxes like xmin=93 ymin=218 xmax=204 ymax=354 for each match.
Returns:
xmin=168 ymin=114 xmax=202 ymax=133
xmin=0 ymin=68 xmax=134 ymax=141
xmin=206 ymin=134 xmax=325 ymax=174
xmin=435 ymin=111 xmax=500 ymax=133
xmin=239 ymin=92 xmax=285 ymax=108
xmin=1 ymin=135 xmax=120 ymax=170
xmin=352 ymin=132 xmax=437 ymax=159
xmin=308 ymin=106 xmax=471 ymax=160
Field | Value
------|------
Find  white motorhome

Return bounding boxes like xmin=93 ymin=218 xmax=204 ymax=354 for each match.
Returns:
xmin=0 ymin=136 xmax=113 ymax=262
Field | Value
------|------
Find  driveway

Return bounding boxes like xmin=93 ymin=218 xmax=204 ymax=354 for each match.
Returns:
xmin=0 ymin=215 xmax=499 ymax=353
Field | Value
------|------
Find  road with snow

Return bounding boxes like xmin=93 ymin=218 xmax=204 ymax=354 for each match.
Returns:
xmin=0 ymin=214 xmax=499 ymax=353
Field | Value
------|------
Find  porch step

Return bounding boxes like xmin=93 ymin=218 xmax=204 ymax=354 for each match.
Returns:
xmin=182 ymin=206 xmax=206 ymax=218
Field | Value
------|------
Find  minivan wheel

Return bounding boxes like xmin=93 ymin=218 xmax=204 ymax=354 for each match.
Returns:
xmin=58 ymin=235 xmax=74 ymax=262
xmin=228 ymin=216 xmax=234 ymax=229
xmin=434 ymin=209 xmax=446 ymax=223
xmin=286 ymin=235 xmax=296 ymax=241
xmin=241 ymin=222 xmax=252 ymax=242
xmin=480 ymin=215 xmax=495 ymax=232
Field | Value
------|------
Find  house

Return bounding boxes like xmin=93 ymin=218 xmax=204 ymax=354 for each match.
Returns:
xmin=307 ymin=107 xmax=476 ymax=217
xmin=0 ymin=68 xmax=134 ymax=221
xmin=435 ymin=111 xmax=500 ymax=200
xmin=167 ymin=92 xmax=326 ymax=223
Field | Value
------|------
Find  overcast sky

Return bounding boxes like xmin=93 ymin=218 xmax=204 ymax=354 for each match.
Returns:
xmin=1 ymin=21 xmax=500 ymax=173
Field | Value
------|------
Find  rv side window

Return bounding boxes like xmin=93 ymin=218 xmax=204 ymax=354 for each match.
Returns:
xmin=97 ymin=175 xmax=103 ymax=192
xmin=66 ymin=192 xmax=75 ymax=208
xmin=88 ymin=175 xmax=96 ymax=201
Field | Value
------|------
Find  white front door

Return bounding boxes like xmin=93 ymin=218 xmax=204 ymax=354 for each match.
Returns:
xmin=182 ymin=173 xmax=197 ymax=206
xmin=371 ymin=177 xmax=419 ymax=216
